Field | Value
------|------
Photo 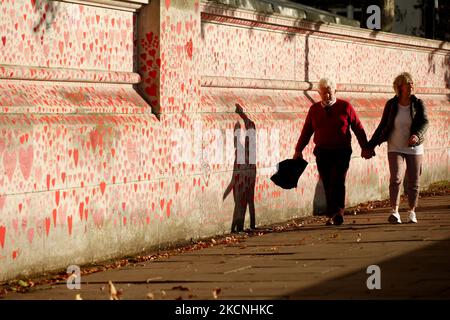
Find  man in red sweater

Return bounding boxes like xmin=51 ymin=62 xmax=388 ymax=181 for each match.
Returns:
xmin=293 ymin=78 xmax=373 ymax=225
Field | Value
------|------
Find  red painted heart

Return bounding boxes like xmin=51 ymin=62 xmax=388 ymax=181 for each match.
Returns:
xmin=0 ymin=225 xmax=6 ymax=248
xmin=19 ymin=145 xmax=33 ymax=180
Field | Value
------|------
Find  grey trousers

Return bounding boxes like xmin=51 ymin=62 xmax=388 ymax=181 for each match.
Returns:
xmin=388 ymin=152 xmax=423 ymax=208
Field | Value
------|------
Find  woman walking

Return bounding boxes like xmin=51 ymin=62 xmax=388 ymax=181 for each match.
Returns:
xmin=368 ymin=72 xmax=429 ymax=224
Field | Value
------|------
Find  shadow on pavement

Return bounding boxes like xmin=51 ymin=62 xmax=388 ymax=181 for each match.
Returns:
xmin=286 ymin=236 xmax=450 ymax=299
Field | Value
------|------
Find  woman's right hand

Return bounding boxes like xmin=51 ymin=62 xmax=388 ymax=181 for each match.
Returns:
xmin=408 ymin=135 xmax=419 ymax=146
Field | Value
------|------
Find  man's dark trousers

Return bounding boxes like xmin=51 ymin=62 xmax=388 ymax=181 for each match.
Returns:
xmin=314 ymin=147 xmax=352 ymax=217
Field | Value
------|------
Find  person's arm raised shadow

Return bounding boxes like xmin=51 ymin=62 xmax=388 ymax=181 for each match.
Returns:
xmin=235 ymin=103 xmax=255 ymax=129
xmin=234 ymin=103 xmax=257 ymax=230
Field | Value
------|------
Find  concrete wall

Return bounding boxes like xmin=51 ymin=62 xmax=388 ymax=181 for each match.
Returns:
xmin=0 ymin=0 xmax=448 ymax=281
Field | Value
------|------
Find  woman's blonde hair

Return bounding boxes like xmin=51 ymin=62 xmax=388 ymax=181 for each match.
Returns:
xmin=393 ymin=72 xmax=414 ymax=96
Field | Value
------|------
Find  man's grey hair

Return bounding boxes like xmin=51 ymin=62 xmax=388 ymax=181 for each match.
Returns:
xmin=318 ymin=78 xmax=336 ymax=91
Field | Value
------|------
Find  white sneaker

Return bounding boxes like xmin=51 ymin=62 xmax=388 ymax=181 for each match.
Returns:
xmin=407 ymin=211 xmax=418 ymax=223
xmin=388 ymin=211 xmax=402 ymax=224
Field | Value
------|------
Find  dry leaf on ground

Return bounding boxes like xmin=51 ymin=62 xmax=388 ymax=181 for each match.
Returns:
xmin=172 ymin=285 xmax=190 ymax=291
xmin=212 ymin=288 xmax=221 ymax=299
xmin=356 ymin=233 xmax=362 ymax=243
xmin=108 ymin=280 xmax=120 ymax=300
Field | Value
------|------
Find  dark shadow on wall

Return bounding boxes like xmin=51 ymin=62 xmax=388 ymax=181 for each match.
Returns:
xmin=284 ymin=235 xmax=450 ymax=299
xmin=303 ymin=30 xmax=315 ymax=104
xmin=445 ymin=52 xmax=450 ymax=102
xmin=32 ymin=0 xmax=60 ymax=34
xmin=313 ymin=178 xmax=327 ymax=215
xmin=427 ymin=41 xmax=448 ymax=75
xmin=302 ymin=22 xmax=325 ymax=213
xmin=302 ymin=21 xmax=324 ymax=104
xmin=223 ymin=104 xmax=257 ymax=233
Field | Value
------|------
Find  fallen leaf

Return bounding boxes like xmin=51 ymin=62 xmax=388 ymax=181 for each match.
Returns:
xmin=172 ymin=285 xmax=190 ymax=291
xmin=146 ymin=276 xmax=162 ymax=283
xmin=108 ymin=280 xmax=120 ymax=300
xmin=224 ymin=265 xmax=251 ymax=274
xmin=212 ymin=288 xmax=221 ymax=299
xmin=356 ymin=233 xmax=362 ymax=243
xmin=18 ymin=280 xmax=29 ymax=288
xmin=161 ymin=290 xmax=167 ymax=297
xmin=146 ymin=293 xmax=154 ymax=300
xmin=75 ymin=294 xmax=83 ymax=300
xmin=0 ymin=289 xmax=7 ymax=298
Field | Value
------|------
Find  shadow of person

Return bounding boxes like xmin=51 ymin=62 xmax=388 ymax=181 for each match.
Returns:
xmin=313 ymin=178 xmax=327 ymax=216
xmin=223 ymin=104 xmax=257 ymax=233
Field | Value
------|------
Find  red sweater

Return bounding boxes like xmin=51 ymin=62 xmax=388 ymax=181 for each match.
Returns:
xmin=295 ymin=99 xmax=368 ymax=152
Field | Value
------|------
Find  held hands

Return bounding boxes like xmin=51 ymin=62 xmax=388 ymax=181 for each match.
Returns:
xmin=408 ymin=135 xmax=419 ymax=146
xmin=361 ymin=148 xmax=376 ymax=159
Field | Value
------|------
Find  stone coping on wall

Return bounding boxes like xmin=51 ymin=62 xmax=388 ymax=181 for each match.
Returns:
xmin=201 ymin=0 xmax=450 ymax=52
xmin=0 ymin=79 xmax=151 ymax=114
xmin=0 ymin=65 xmax=141 ymax=84
xmin=202 ymin=0 xmax=360 ymax=27
xmin=201 ymin=76 xmax=450 ymax=95
xmin=60 ymin=0 xmax=148 ymax=11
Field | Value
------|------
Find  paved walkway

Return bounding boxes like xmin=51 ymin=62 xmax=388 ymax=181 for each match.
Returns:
xmin=2 ymin=195 xmax=450 ymax=300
